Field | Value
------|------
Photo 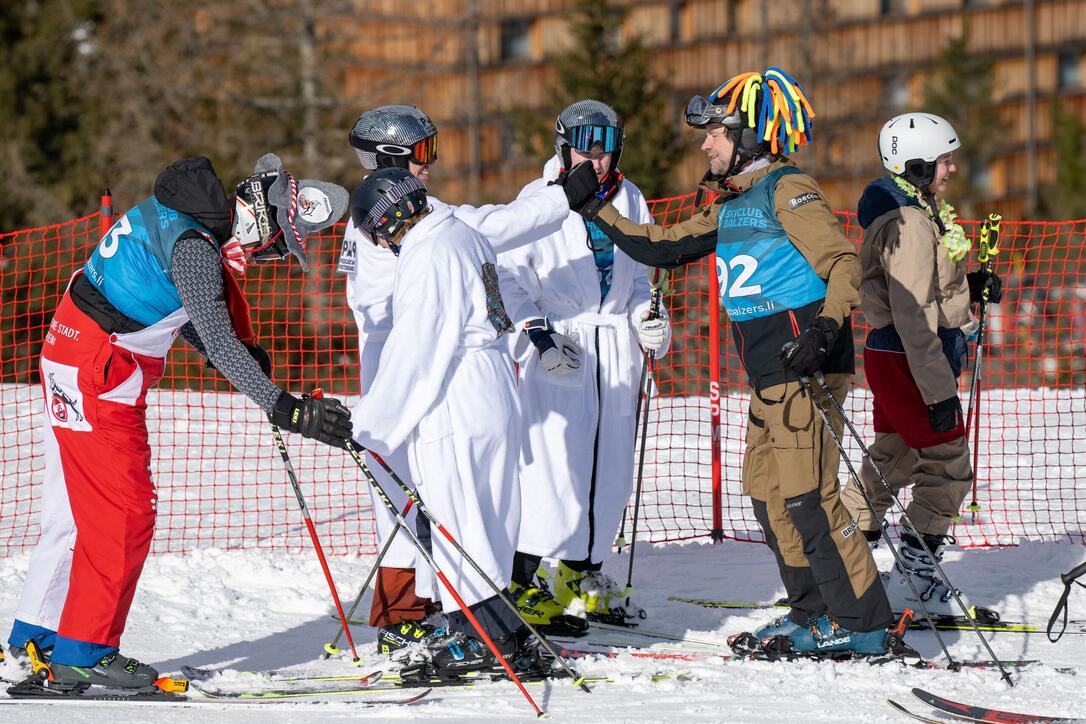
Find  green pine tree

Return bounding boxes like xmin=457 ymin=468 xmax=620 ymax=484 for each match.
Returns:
xmin=1041 ymin=102 xmax=1086 ymax=219
xmin=922 ymin=29 xmax=998 ymax=217
xmin=514 ymin=0 xmax=683 ymax=199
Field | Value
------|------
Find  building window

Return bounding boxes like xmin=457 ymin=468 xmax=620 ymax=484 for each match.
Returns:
xmin=883 ymin=74 xmax=909 ymax=110
xmin=970 ymin=163 xmax=992 ymax=195
xmin=1058 ymin=52 xmax=1081 ymax=89
xmin=880 ymin=0 xmax=905 ymax=16
xmin=669 ymin=0 xmax=685 ymax=44
xmin=500 ymin=19 xmax=531 ymax=61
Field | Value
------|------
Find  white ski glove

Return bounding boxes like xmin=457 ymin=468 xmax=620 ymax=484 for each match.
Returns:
xmin=637 ymin=311 xmax=670 ymax=352
xmin=523 ymin=317 xmax=583 ymax=375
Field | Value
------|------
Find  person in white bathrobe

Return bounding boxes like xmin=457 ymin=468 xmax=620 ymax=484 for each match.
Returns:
xmin=497 ymin=100 xmax=672 ymax=626
xmin=349 ymin=168 xmax=557 ymax=679
xmin=339 ymin=105 xmax=600 ymax=655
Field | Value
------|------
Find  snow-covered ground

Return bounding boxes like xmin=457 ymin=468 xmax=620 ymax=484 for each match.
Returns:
xmin=2 ymin=385 xmax=1086 ymax=720
xmin=2 ymin=540 xmax=1085 ymax=722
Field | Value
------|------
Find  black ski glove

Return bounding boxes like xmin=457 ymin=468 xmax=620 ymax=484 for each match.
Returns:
xmin=967 ymin=270 xmax=1003 ymax=304
xmin=927 ymin=395 xmax=963 ymax=433
xmin=550 ymin=161 xmax=600 ymax=211
xmin=779 ymin=317 xmax=840 ymax=377
xmin=205 ymin=343 xmax=273 ymax=379
xmin=270 ymin=391 xmax=353 ymax=449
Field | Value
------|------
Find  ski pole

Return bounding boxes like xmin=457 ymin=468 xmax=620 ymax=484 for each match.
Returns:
xmin=624 ymin=272 xmax=668 ymax=610
xmin=343 ymin=446 xmax=560 ymax=717
xmin=322 ymin=496 xmax=415 ymax=659
xmin=963 ymin=214 xmax=1001 ymax=523
xmin=617 ymin=269 xmax=670 ymax=551
xmin=350 ymin=443 xmax=591 ymax=694
xmin=615 ymin=357 xmax=649 ymax=552
xmin=804 ymin=371 xmax=1014 ymax=687
xmin=269 ymin=416 xmax=360 ymax=663
xmin=1047 ymin=561 xmax=1086 ymax=643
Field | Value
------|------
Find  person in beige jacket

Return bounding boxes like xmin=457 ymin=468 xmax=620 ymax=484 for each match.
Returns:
xmin=841 ymin=112 xmax=1003 ymax=619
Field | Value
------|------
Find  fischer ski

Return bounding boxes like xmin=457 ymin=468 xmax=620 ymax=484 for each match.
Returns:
xmin=911 ymin=688 xmax=1084 ymax=724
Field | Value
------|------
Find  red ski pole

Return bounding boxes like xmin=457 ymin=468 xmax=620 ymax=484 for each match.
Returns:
xmin=270 ymin=389 xmax=360 ymax=663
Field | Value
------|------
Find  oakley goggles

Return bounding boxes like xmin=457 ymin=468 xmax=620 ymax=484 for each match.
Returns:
xmin=352 ymin=133 xmax=438 ymax=165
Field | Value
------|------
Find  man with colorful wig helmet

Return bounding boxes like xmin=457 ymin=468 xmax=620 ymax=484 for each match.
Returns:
xmin=575 ymin=69 xmax=901 ymax=658
xmin=497 ymin=99 xmax=670 ymax=629
xmin=7 ymin=154 xmax=350 ymax=692
xmin=340 ymin=105 xmax=599 ymax=657
xmin=347 ymin=168 xmax=553 ymax=681
xmin=839 ymin=113 xmax=1003 ymax=622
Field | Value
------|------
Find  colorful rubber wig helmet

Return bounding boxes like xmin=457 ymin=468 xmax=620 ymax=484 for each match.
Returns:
xmin=685 ymin=67 xmax=814 ymax=176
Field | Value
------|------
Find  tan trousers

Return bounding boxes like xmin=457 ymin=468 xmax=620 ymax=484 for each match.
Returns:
xmin=743 ymin=374 xmax=891 ymax=632
xmin=841 ymin=432 xmax=973 ymax=538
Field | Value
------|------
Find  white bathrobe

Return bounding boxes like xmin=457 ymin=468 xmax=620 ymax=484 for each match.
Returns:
xmin=497 ymin=157 xmax=671 ymax=563
xmin=351 ymin=205 xmax=523 ymax=611
xmin=342 ymin=187 xmax=567 ymax=575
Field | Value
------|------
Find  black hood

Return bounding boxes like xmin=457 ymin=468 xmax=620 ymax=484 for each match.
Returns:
xmin=153 ymin=157 xmax=233 ymax=244
xmin=856 ymin=175 xmax=922 ymax=230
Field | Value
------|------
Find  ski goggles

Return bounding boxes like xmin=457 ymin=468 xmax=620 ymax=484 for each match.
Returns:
xmin=564 ymin=124 xmax=622 ymax=153
xmin=684 ymin=95 xmax=733 ymax=128
xmin=352 ymin=133 xmax=438 ymax=165
xmin=410 ymin=134 xmax=438 ymax=165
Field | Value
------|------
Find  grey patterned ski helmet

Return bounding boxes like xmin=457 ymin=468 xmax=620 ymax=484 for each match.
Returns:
xmin=554 ymin=99 xmax=624 ymax=170
xmin=348 ymin=105 xmax=438 ymax=170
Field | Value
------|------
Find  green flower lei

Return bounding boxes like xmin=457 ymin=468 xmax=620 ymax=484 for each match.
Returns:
xmin=891 ymin=175 xmax=971 ymax=261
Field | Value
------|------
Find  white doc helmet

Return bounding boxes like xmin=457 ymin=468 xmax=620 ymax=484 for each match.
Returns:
xmin=878 ymin=112 xmax=960 ymax=189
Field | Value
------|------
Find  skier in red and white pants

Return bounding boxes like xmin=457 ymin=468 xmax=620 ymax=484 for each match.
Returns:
xmin=8 ymin=154 xmax=351 ymax=691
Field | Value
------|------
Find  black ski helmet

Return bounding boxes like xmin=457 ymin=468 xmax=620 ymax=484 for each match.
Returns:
xmin=554 ymin=99 xmax=624 ymax=170
xmin=350 ymin=168 xmax=429 ymax=254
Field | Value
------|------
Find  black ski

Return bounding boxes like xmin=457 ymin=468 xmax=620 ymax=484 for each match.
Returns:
xmin=911 ymin=688 xmax=1084 ymax=724
xmin=668 ymin=596 xmax=1086 ymax=635
xmin=888 ymin=699 xmax=950 ymax=723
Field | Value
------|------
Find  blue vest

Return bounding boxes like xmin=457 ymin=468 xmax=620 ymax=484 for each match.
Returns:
xmin=715 ymin=167 xmax=826 ymax=321
xmin=83 ymin=197 xmax=215 ymax=326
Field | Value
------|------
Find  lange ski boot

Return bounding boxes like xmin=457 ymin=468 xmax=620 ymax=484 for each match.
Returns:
xmin=882 ymin=530 xmax=999 ymax=625
xmin=761 ymin=611 xmax=918 ymax=662
xmin=552 ymin=563 xmax=646 ymax=626
xmin=510 ymin=580 xmax=589 ymax=637
xmin=376 ymin=620 xmax=445 ymax=657
xmin=728 ymin=611 xmax=807 ymax=655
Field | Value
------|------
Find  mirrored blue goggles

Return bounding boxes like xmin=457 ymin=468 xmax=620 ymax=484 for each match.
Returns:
xmin=565 ymin=125 xmax=622 ymax=153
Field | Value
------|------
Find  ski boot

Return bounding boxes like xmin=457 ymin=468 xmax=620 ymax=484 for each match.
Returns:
xmin=761 ymin=611 xmax=918 ymax=662
xmin=552 ymin=563 xmax=646 ymax=626
xmin=49 ymin=651 xmax=161 ymax=690
xmin=398 ymin=626 xmax=556 ymax=684
xmin=727 ymin=611 xmax=805 ymax=655
xmin=376 ymin=620 xmax=445 ymax=657
xmin=882 ymin=530 xmax=999 ymax=625
xmin=510 ymin=580 xmax=588 ymax=637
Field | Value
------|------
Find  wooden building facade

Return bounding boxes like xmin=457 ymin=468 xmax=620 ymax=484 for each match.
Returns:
xmin=335 ymin=0 xmax=1086 ymax=217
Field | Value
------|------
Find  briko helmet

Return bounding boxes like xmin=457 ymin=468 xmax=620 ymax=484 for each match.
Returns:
xmin=878 ymin=112 xmax=960 ymax=190
xmin=349 ymin=167 xmax=429 ymax=255
xmin=554 ymin=99 xmax=624 ymax=170
xmin=685 ymin=67 xmax=814 ymax=177
xmin=232 ymin=153 xmax=348 ymax=271
xmin=348 ymin=105 xmax=439 ymax=170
